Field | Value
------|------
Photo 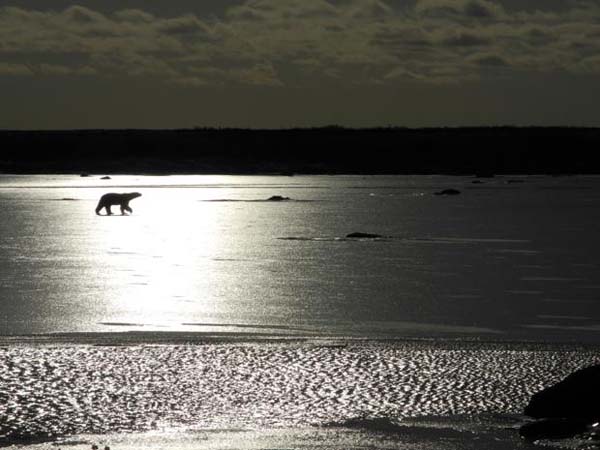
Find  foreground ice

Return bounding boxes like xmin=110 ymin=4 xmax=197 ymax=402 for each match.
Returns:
xmin=1 ymin=337 xmax=600 ymax=449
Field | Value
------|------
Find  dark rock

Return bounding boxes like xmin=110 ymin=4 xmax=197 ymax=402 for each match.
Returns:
xmin=80 ymin=173 xmax=90 ymax=177
xmin=266 ymin=195 xmax=291 ymax=201
xmin=346 ymin=232 xmax=383 ymax=239
xmin=524 ymin=365 xmax=600 ymax=420
xmin=519 ymin=418 xmax=589 ymax=441
xmin=471 ymin=180 xmax=484 ymax=184
xmin=434 ymin=189 xmax=461 ymax=196
xmin=101 ymin=176 xmax=111 ymax=180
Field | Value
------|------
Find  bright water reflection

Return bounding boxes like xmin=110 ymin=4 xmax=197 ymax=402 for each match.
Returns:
xmin=1 ymin=174 xmax=600 ymax=340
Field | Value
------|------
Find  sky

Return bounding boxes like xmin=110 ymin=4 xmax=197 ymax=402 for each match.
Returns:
xmin=1 ymin=0 xmax=600 ymax=129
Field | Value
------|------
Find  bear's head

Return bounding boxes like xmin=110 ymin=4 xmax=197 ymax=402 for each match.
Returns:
xmin=129 ymin=192 xmax=142 ymax=199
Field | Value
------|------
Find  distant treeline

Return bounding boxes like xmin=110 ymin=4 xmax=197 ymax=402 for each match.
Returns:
xmin=0 ymin=127 xmax=599 ymax=175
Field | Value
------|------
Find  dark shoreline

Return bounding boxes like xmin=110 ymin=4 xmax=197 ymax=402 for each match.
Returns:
xmin=2 ymin=127 xmax=599 ymax=175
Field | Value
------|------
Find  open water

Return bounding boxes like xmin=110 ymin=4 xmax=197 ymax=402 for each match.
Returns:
xmin=1 ymin=174 xmax=600 ymax=449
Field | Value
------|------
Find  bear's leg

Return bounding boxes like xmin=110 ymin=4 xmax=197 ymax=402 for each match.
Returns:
xmin=95 ymin=200 xmax=105 ymax=215
xmin=123 ymin=204 xmax=133 ymax=214
xmin=106 ymin=205 xmax=113 ymax=215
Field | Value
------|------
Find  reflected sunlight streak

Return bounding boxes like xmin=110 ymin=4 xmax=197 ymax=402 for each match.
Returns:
xmin=94 ymin=188 xmax=223 ymax=329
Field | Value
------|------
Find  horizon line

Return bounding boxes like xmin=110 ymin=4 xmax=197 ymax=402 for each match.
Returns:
xmin=1 ymin=125 xmax=599 ymax=133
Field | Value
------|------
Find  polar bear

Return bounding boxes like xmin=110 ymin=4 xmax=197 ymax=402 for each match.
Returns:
xmin=95 ymin=192 xmax=142 ymax=215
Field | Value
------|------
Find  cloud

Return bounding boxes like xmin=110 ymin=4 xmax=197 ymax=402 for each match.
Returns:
xmin=439 ymin=30 xmax=491 ymax=47
xmin=38 ymin=63 xmax=73 ymax=76
xmin=155 ymin=15 xmax=212 ymax=37
xmin=114 ymin=9 xmax=155 ymax=23
xmin=63 ymin=5 xmax=107 ymax=25
xmin=176 ymin=62 xmax=282 ymax=87
xmin=226 ymin=0 xmax=339 ymax=21
xmin=0 ymin=62 xmax=33 ymax=76
xmin=575 ymin=55 xmax=600 ymax=74
xmin=467 ymin=53 xmax=509 ymax=67
xmin=345 ymin=0 xmax=394 ymax=19
xmin=415 ymin=0 xmax=505 ymax=19
xmin=234 ymin=62 xmax=283 ymax=86
xmin=1 ymin=1 xmax=600 ymax=86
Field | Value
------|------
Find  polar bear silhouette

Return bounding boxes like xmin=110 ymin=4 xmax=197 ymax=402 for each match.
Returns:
xmin=95 ymin=192 xmax=142 ymax=215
